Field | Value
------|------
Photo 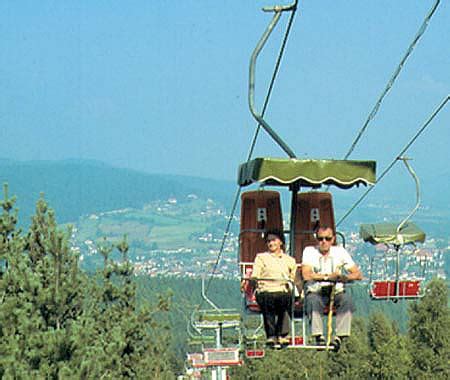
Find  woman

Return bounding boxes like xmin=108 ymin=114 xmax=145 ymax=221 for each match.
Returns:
xmin=252 ymin=230 xmax=297 ymax=347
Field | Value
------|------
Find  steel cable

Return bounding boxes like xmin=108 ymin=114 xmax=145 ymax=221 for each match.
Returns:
xmin=337 ymin=95 xmax=449 ymax=227
xmin=343 ymin=0 xmax=441 ymax=160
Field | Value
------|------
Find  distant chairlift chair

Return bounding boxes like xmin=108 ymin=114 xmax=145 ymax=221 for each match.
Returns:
xmin=360 ymin=157 xmax=426 ymax=301
xmin=190 ymin=277 xmax=242 ymax=352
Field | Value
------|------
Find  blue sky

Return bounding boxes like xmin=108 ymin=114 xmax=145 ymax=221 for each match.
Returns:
xmin=1 ymin=0 xmax=449 ymax=190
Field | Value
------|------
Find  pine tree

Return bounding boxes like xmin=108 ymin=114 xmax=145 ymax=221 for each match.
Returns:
xmin=1 ymin=190 xmax=177 ymax=378
xmin=66 ymin=236 xmax=176 ymax=378
xmin=367 ymin=311 xmax=411 ymax=379
xmin=408 ymin=278 xmax=450 ymax=379
xmin=231 ymin=349 xmax=316 ymax=380
xmin=0 ymin=184 xmax=29 ymax=378
xmin=0 ymin=192 xmax=86 ymax=378
xmin=328 ymin=317 xmax=371 ymax=379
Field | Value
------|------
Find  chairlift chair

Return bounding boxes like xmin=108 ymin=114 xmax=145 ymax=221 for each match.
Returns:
xmin=238 ymin=158 xmax=376 ymax=349
xmin=189 ymin=277 xmax=242 ymax=352
xmin=360 ymin=157 xmax=426 ymax=301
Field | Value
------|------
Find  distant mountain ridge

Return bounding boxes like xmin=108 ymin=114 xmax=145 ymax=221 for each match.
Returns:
xmin=0 ymin=159 xmax=235 ymax=225
xmin=0 ymin=159 xmax=446 ymax=235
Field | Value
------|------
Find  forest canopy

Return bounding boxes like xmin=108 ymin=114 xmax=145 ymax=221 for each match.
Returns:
xmin=0 ymin=187 xmax=448 ymax=379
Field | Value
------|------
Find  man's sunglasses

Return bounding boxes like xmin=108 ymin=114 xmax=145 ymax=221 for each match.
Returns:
xmin=317 ymin=236 xmax=333 ymax=242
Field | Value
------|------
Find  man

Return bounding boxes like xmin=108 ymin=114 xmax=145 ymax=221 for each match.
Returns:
xmin=301 ymin=226 xmax=362 ymax=349
xmin=252 ymin=230 xmax=297 ymax=347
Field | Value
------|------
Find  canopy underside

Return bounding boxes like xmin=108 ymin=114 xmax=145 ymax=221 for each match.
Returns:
xmin=238 ymin=158 xmax=376 ymax=189
xmin=360 ymin=222 xmax=426 ymax=246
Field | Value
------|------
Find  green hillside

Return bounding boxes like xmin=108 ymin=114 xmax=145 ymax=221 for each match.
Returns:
xmin=1 ymin=159 xmax=448 ymax=236
xmin=73 ymin=196 xmax=238 ymax=270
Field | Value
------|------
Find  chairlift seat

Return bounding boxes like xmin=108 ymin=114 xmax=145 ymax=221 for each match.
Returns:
xmin=188 ymin=336 xmax=217 ymax=346
xmin=194 ymin=309 xmax=241 ymax=329
xmin=245 ymin=349 xmax=265 ymax=359
xmin=371 ymin=280 xmax=422 ymax=299
xmin=239 ymin=190 xmax=283 ymax=264
xmin=294 ymin=192 xmax=336 ymax=262
xmin=203 ymin=348 xmax=242 ymax=367
xmin=239 ymin=190 xmax=283 ymax=314
xmin=360 ymin=222 xmax=425 ymax=246
xmin=241 ymin=265 xmax=262 ymax=313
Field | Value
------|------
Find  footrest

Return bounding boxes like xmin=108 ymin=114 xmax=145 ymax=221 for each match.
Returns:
xmin=194 ymin=309 xmax=241 ymax=329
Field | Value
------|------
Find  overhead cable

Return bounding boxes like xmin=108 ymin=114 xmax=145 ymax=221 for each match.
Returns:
xmin=337 ymin=95 xmax=449 ymax=227
xmin=343 ymin=0 xmax=441 ymax=160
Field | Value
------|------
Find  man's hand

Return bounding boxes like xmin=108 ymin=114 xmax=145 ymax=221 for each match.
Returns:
xmin=325 ymin=272 xmax=348 ymax=283
xmin=336 ymin=274 xmax=349 ymax=283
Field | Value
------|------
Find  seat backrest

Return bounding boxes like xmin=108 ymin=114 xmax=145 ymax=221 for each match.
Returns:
xmin=239 ymin=190 xmax=283 ymax=264
xmin=294 ymin=192 xmax=335 ymax=263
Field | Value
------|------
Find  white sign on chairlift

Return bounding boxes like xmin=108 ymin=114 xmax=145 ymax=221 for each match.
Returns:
xmin=310 ymin=208 xmax=320 ymax=222
xmin=257 ymin=208 xmax=267 ymax=222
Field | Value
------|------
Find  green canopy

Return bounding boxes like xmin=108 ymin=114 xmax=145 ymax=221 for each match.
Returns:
xmin=238 ymin=158 xmax=376 ymax=189
xmin=359 ymin=222 xmax=426 ymax=246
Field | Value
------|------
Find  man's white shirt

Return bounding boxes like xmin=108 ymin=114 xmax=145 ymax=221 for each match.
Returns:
xmin=302 ymin=245 xmax=355 ymax=293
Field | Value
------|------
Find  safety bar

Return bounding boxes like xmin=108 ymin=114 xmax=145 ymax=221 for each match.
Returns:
xmin=336 ymin=231 xmax=346 ymax=247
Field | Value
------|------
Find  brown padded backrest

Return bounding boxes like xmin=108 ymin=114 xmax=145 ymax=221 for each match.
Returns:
xmin=294 ymin=192 xmax=335 ymax=263
xmin=239 ymin=190 xmax=283 ymax=263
